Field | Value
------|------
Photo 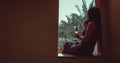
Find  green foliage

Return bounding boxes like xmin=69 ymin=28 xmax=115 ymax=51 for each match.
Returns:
xmin=58 ymin=0 xmax=95 ymax=46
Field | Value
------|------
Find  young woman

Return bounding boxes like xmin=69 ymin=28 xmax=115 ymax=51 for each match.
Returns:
xmin=62 ymin=7 xmax=101 ymax=56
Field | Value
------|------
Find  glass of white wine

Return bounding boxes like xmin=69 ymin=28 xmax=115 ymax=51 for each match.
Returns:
xmin=74 ymin=26 xmax=79 ymax=41
xmin=74 ymin=26 xmax=79 ymax=34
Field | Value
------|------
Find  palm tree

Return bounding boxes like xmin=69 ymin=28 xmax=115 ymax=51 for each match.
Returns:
xmin=58 ymin=0 xmax=95 ymax=47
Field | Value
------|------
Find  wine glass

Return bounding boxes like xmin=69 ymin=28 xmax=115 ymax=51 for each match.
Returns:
xmin=74 ymin=26 xmax=80 ymax=41
xmin=74 ymin=26 xmax=79 ymax=34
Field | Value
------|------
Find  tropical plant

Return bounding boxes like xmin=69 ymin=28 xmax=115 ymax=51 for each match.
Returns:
xmin=58 ymin=0 xmax=95 ymax=47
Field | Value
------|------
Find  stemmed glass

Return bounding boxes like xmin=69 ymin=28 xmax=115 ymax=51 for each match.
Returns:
xmin=74 ymin=26 xmax=82 ymax=43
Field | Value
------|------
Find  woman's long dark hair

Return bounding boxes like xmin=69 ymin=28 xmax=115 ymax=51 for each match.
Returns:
xmin=87 ymin=7 xmax=101 ymax=37
xmin=87 ymin=7 xmax=102 ymax=53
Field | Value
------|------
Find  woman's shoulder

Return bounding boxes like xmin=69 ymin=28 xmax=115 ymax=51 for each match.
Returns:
xmin=87 ymin=22 xmax=96 ymax=29
xmin=88 ymin=21 xmax=95 ymax=25
xmin=85 ymin=20 xmax=95 ymax=25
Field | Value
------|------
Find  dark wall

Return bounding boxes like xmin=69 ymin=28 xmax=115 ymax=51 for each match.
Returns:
xmin=108 ymin=0 xmax=120 ymax=63
xmin=0 ymin=0 xmax=58 ymax=63
xmin=0 ymin=0 xmax=119 ymax=63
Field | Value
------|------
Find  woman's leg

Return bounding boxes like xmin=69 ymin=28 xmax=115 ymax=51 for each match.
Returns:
xmin=62 ymin=42 xmax=71 ymax=54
